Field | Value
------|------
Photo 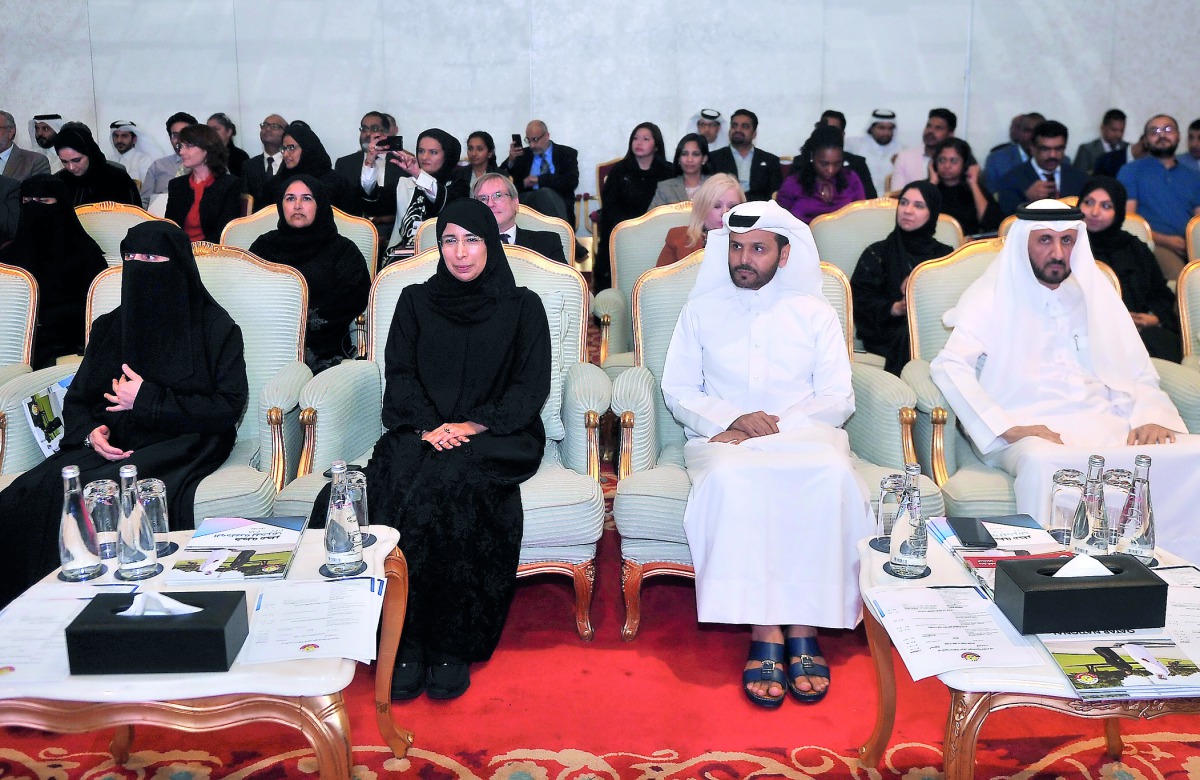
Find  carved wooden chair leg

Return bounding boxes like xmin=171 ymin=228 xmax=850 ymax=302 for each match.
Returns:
xmin=1104 ymin=717 xmax=1124 ymax=760
xmin=375 ymin=547 xmax=415 ymax=758
xmin=621 ymin=559 xmax=645 ymax=641
xmin=572 ymin=560 xmax=596 ymax=641
xmin=110 ymin=725 xmax=134 ymax=763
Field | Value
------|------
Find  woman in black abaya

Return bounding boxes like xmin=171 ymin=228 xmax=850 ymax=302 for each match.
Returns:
xmin=0 ymin=221 xmax=248 ymax=607
xmin=52 ymin=126 xmax=140 ymax=206
xmin=851 ymin=180 xmax=953 ymax=375
xmin=261 ymin=121 xmax=351 ymax=212
xmin=316 ymin=198 xmax=550 ymax=700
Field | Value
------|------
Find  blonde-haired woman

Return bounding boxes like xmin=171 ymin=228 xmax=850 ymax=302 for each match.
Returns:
xmin=656 ymin=174 xmax=745 ymax=267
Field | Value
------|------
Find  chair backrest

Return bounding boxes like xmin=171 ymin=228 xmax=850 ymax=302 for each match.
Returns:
xmin=413 ymin=205 xmax=573 ymax=266
xmin=332 ymin=207 xmax=380 ymax=278
xmin=366 ymin=245 xmax=589 ymax=442
xmin=222 ymin=205 xmax=378 ymax=278
xmin=596 ymin=156 xmax=622 ymax=198
xmin=1180 ymin=259 xmax=1200 ymax=359
xmin=906 ymin=238 xmax=1004 ymax=362
xmin=75 ymin=202 xmax=168 ymax=267
xmin=610 ymin=201 xmax=692 ymax=304
xmin=809 ymin=198 xmax=964 ymax=279
xmin=414 ymin=219 xmax=438 ymax=253
xmin=0 ymin=263 xmax=37 ymax=367
xmin=86 ymin=244 xmax=307 ymax=444
xmin=218 ymin=205 xmax=278 ymax=251
xmin=999 ymin=212 xmax=1154 ymax=251
xmin=1186 ymin=214 xmax=1200 ymax=263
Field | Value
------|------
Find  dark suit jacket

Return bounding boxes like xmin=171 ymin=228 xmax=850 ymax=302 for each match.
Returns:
xmin=0 ymin=174 xmax=19 ymax=243
xmin=708 ymin=146 xmax=783 ymax=202
xmin=334 ymin=151 xmax=402 ymax=218
xmin=513 ymin=226 xmax=566 ymax=263
xmin=1094 ymin=147 xmax=1132 ymax=178
xmin=241 ymin=153 xmax=277 ymax=211
xmin=996 ymin=161 xmax=1088 ymax=215
xmin=843 ymin=151 xmax=878 ymax=199
xmin=3 ymin=145 xmax=51 ymax=181
xmin=164 ymin=173 xmax=243 ymax=243
xmin=502 ymin=143 xmax=580 ymax=207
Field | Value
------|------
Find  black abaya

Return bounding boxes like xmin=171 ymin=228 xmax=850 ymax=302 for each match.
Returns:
xmin=594 ymin=156 xmax=674 ymax=291
xmin=52 ymin=127 xmax=140 ymax=207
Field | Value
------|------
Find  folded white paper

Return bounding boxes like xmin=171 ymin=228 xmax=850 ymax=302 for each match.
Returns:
xmin=1054 ymin=554 xmax=1113 ymax=578
xmin=116 ymin=592 xmax=203 ymax=617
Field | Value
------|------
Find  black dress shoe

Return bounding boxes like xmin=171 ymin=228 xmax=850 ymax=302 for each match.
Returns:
xmin=426 ymin=653 xmax=470 ymax=700
xmin=391 ymin=637 xmax=425 ymax=701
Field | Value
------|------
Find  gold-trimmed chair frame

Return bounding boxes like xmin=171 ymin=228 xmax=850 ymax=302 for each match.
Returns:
xmin=0 ymin=263 xmax=39 ymax=467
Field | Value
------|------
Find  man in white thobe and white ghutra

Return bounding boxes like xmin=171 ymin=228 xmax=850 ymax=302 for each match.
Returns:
xmin=661 ymin=200 xmax=872 ymax=709
xmin=931 ymin=199 xmax=1200 ymax=561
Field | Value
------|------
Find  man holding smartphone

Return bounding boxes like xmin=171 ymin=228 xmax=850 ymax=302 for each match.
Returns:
xmin=334 ymin=111 xmax=400 ymax=237
xmin=501 ymin=119 xmax=579 ymax=226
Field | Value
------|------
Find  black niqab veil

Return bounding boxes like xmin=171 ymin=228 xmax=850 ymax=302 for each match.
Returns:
xmin=426 ymin=197 xmax=517 ymax=324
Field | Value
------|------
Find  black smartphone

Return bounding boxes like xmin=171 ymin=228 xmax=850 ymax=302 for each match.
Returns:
xmin=376 ymin=135 xmax=403 ymax=152
xmin=511 ymin=133 xmax=522 ymax=147
xmin=947 ymin=517 xmax=998 ymax=549
xmin=231 ymin=549 xmax=256 ymax=567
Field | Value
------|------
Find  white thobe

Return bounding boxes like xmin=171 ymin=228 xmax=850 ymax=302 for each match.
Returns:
xmin=116 ymin=148 xmax=154 ymax=184
xmin=662 ymin=282 xmax=872 ymax=628
xmin=931 ymin=278 xmax=1200 ymax=560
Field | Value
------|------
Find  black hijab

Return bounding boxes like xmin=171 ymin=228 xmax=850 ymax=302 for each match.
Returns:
xmin=1080 ymin=175 xmax=1135 ymax=254
xmin=52 ymin=127 xmax=136 ymax=206
xmin=417 ymin=128 xmax=463 ymax=183
xmin=425 ymin=198 xmax=516 ymax=324
xmin=3 ymin=175 xmax=103 ymax=281
xmin=276 ymin=121 xmax=334 ymax=179
xmin=118 ymin=221 xmax=221 ymax=385
xmin=887 ymin=181 xmax=948 ymax=265
xmin=250 ymin=174 xmax=339 ymax=264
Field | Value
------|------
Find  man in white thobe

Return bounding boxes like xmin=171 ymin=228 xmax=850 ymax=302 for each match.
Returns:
xmin=931 ymin=199 xmax=1200 ymax=560
xmin=662 ymin=200 xmax=872 ymax=708
xmin=107 ymin=120 xmax=161 ymax=185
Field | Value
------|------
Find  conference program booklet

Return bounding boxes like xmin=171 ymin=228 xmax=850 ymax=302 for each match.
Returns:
xmin=167 ymin=516 xmax=308 ymax=583
xmin=1038 ymin=629 xmax=1200 ymax=700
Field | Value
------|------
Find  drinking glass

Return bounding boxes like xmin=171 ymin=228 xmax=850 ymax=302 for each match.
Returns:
xmin=869 ymin=474 xmax=904 ymax=553
xmin=1049 ymin=469 xmax=1083 ymax=545
xmin=136 ymin=479 xmax=178 ymax=556
xmin=83 ymin=479 xmax=119 ymax=560
xmin=346 ymin=471 xmax=376 ymax=548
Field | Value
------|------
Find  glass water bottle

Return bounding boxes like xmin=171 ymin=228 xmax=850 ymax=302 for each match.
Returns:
xmin=1115 ymin=454 xmax=1156 ymax=564
xmin=887 ymin=463 xmax=927 ymax=578
xmin=1071 ymin=455 xmax=1109 ymax=556
xmin=324 ymin=461 xmax=364 ymax=576
xmin=116 ymin=464 xmax=159 ymax=581
xmin=59 ymin=465 xmax=103 ymax=581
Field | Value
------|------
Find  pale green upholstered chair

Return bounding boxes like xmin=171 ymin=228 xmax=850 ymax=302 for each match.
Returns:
xmin=592 ymin=201 xmax=693 ymax=380
xmin=0 ymin=244 xmax=312 ymax=517
xmin=1188 ymin=215 xmax=1200 ymax=264
xmin=999 ymin=211 xmax=1154 ymax=251
xmin=1180 ymin=259 xmax=1200 ymax=372
xmin=415 ymin=205 xmax=576 ymax=270
xmin=221 ymin=206 xmax=378 ymax=279
xmin=0 ymin=263 xmax=38 ymax=477
xmin=75 ymin=202 xmax=170 ymax=266
xmin=609 ymin=250 xmax=944 ymax=640
xmin=271 ymin=244 xmax=612 ymax=640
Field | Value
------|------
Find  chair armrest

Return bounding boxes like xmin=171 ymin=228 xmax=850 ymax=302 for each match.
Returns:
xmin=296 ymin=360 xmax=384 ymax=478
xmin=900 ymin=359 xmax=957 ymax=486
xmin=257 ymin=361 xmax=313 ymax=491
xmin=846 ymin=363 xmax=916 ymax=472
xmin=0 ymin=364 xmax=78 ymax=474
xmin=559 ymin=362 xmax=611 ymax=480
xmin=1154 ymin=357 xmax=1200 ymax=434
xmin=1182 ymin=355 xmax=1200 ymax=373
xmin=593 ymin=288 xmax=630 ymax=363
xmin=610 ymin=365 xmax=659 ymax=479
xmin=0 ymin=364 xmax=31 ymax=387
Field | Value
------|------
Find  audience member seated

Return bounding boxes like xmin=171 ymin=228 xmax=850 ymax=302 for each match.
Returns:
xmin=851 ymin=181 xmax=953 ymax=375
xmin=501 ymin=120 xmax=579 ymax=224
xmin=657 ymin=173 xmax=745 ymax=267
xmin=449 ymin=131 xmax=500 ymax=201
xmin=52 ymin=126 xmax=139 ymax=207
xmin=206 ymin=113 xmax=249 ymax=179
xmin=243 ymin=114 xmax=286 ymax=208
xmin=1118 ymin=114 xmax=1200 ymax=281
xmin=1074 ymin=109 xmax=1127 ymax=175
xmin=661 ymin=199 xmax=871 ymax=709
xmin=984 ymin=112 xmax=1042 ymax=190
xmin=388 ymin=128 xmax=461 ymax=251
xmin=594 ymin=122 xmax=674 ymax=291
xmin=1080 ymin=176 xmax=1180 ymax=362
xmin=1178 ymin=118 xmax=1200 ymax=174
xmin=333 ymin=111 xmax=399 ymax=235
xmin=649 ymin=132 xmax=711 ymax=208
xmin=708 ymin=108 xmax=783 ymax=202
xmin=845 ymin=108 xmax=899 ymax=196
xmin=930 ymin=200 xmax=1200 ymax=559
xmin=0 ymin=111 xmax=50 ymax=182
xmin=262 ymin=121 xmax=352 ymax=215
xmin=249 ymin=175 xmax=370 ymax=373
xmin=107 ymin=120 xmax=158 ymax=184
xmin=0 ymin=173 xmax=17 ymax=243
xmin=0 ymin=221 xmax=248 ymax=607
xmin=686 ymin=108 xmax=726 ymax=151
xmin=165 ymin=124 xmax=242 ymax=243
xmin=812 ymin=110 xmax=878 ymax=199
xmin=28 ymin=113 xmax=63 ymax=173
xmin=0 ymin=175 xmax=106 ymax=367
xmin=314 ymin=198 xmax=550 ymax=701
xmin=141 ymin=112 xmax=197 ymax=208
xmin=996 ymin=120 xmax=1086 ymax=216
xmin=472 ymin=172 xmax=565 ymax=263
xmin=776 ymin=125 xmax=865 ymax=224
xmin=891 ymin=108 xmax=956 ymax=191
xmin=928 ymin=138 xmax=1001 ymax=235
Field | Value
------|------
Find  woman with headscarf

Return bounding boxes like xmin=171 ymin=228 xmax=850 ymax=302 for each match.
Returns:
xmin=249 ymin=175 xmax=371 ymax=373
xmin=52 ymin=126 xmax=140 ymax=206
xmin=315 ymin=198 xmax=550 ymax=700
xmin=851 ymin=181 xmax=953 ymax=375
xmin=0 ymin=175 xmax=107 ymax=367
xmin=778 ymin=124 xmax=866 ymax=224
xmin=261 ymin=121 xmax=352 ymax=213
xmin=207 ymin=112 xmax=249 ymax=178
xmin=0 ymin=221 xmax=248 ymax=607
xmin=1080 ymin=175 xmax=1181 ymax=362
xmin=387 ymin=128 xmax=462 ymax=251
xmin=594 ymin=121 xmax=674 ymax=291
xmin=928 ymin=138 xmax=1001 ymax=236
xmin=164 ymin=124 xmax=242 ymax=243
xmin=448 ymin=130 xmax=499 ymax=201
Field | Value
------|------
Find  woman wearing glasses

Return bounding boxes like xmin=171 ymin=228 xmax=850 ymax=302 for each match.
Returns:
xmin=261 ymin=121 xmax=352 ymax=213
xmin=164 ymin=124 xmax=242 ymax=243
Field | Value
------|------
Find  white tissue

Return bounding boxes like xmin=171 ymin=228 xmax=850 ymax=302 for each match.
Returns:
xmin=116 ymin=593 xmax=203 ymax=617
xmin=1053 ymin=554 xmax=1114 ymax=578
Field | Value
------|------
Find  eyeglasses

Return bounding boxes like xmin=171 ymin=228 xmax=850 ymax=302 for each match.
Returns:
xmin=474 ymin=192 xmax=511 ymax=205
xmin=280 ymin=144 xmax=300 ymax=153
xmin=524 ymin=133 xmax=545 ymax=145
xmin=359 ymin=125 xmax=386 ymax=134
xmin=260 ymin=122 xmax=287 ymax=132
xmin=1148 ymin=125 xmax=1177 ymax=135
xmin=439 ymin=235 xmax=485 ymax=247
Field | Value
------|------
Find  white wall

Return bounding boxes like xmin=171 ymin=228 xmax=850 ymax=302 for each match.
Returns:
xmin=8 ymin=0 xmax=1200 ymax=197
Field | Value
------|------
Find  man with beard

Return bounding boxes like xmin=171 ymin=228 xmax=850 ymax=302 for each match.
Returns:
xmin=1119 ymin=114 xmax=1200 ymax=280
xmin=242 ymin=113 xmax=287 ymax=208
xmin=28 ymin=114 xmax=64 ymax=173
xmin=995 ymin=120 xmax=1087 ymax=215
xmin=890 ymin=108 xmax=955 ymax=191
xmin=709 ymin=109 xmax=783 ymax=202
xmin=846 ymin=109 xmax=899 ymax=196
xmin=140 ymin=111 xmax=197 ymax=208
xmin=107 ymin=120 xmax=157 ymax=184
xmin=334 ymin=110 xmax=400 ymax=230
xmin=0 ymin=111 xmax=51 ymax=181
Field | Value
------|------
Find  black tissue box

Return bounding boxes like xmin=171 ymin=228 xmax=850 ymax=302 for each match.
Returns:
xmin=993 ymin=554 xmax=1166 ymax=634
xmin=65 ymin=591 xmax=248 ymax=674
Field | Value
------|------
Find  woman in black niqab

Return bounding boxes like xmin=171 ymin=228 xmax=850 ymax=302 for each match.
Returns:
xmin=315 ymin=197 xmax=551 ymax=699
xmin=0 ymin=221 xmax=249 ymax=607
xmin=0 ymin=175 xmax=107 ymax=367
xmin=851 ymin=180 xmax=954 ymax=375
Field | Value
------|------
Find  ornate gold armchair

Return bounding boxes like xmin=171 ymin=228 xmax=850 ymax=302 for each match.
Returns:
xmin=414 ymin=204 xmax=576 ymax=270
xmin=75 ymin=201 xmax=171 ymax=266
xmin=0 ymin=263 xmax=38 ymax=475
xmin=1180 ymin=259 xmax=1200 ymax=372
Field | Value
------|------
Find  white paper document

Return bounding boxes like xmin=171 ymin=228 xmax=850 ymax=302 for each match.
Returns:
xmin=1156 ymin=566 xmax=1200 ymax=588
xmin=0 ymin=597 xmax=89 ymax=684
xmin=239 ymin=578 xmax=386 ymax=665
xmin=866 ymin=585 xmax=1042 ymax=681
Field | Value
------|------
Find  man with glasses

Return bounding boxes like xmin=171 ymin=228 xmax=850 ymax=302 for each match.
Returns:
xmin=0 ymin=110 xmax=51 ymax=181
xmin=334 ymin=110 xmax=400 ymax=232
xmin=996 ymin=120 xmax=1086 ymax=216
xmin=1119 ymin=114 xmax=1200 ymax=280
xmin=140 ymin=111 xmax=197 ymax=208
xmin=472 ymin=172 xmax=565 ymax=263
xmin=501 ymin=120 xmax=579 ymax=225
xmin=242 ymin=114 xmax=287 ymax=208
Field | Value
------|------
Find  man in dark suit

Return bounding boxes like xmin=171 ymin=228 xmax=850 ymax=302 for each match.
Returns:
xmin=0 ymin=111 xmax=51 ymax=181
xmin=334 ymin=111 xmax=401 ymax=237
xmin=501 ymin=120 xmax=579 ymax=225
xmin=242 ymin=113 xmax=286 ymax=210
xmin=996 ymin=120 xmax=1087 ymax=215
xmin=708 ymin=108 xmax=783 ymax=202
xmin=474 ymin=172 xmax=566 ymax=263
xmin=1074 ymin=109 xmax=1127 ymax=175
